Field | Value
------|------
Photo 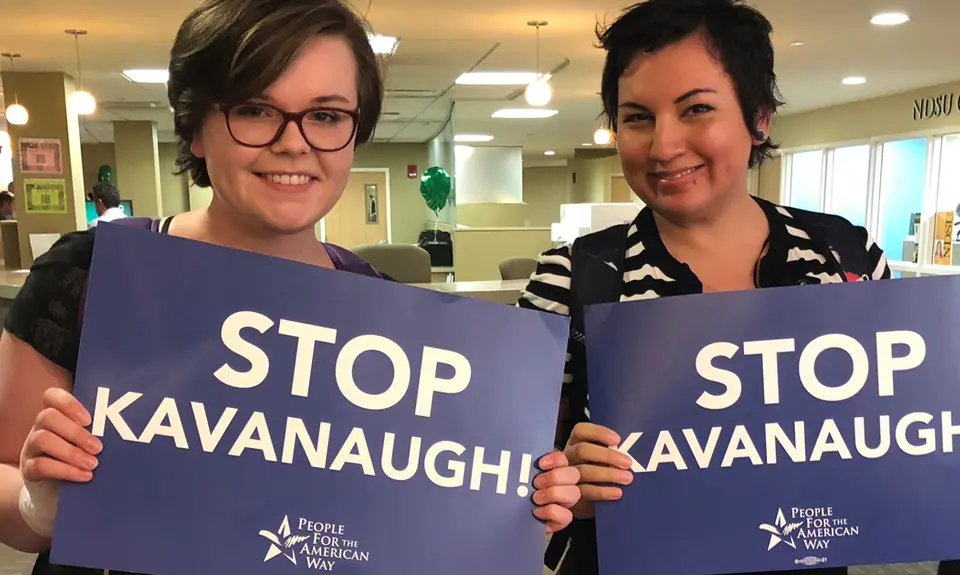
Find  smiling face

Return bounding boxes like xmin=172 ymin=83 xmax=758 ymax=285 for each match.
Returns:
xmin=190 ymin=35 xmax=358 ymax=236
xmin=615 ymin=34 xmax=767 ymax=223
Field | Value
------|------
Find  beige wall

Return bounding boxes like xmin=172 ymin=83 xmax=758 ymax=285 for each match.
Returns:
xmin=353 ymin=143 xmax=429 ymax=244
xmin=523 ymin=166 xmax=571 ymax=226
xmin=453 ymin=227 xmax=553 ymax=281
xmin=80 ymin=142 xmax=189 ymax=218
xmin=458 ymin=203 xmax=528 ymax=228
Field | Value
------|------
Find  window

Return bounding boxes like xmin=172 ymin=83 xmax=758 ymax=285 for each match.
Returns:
xmin=826 ymin=145 xmax=870 ymax=228
xmin=787 ymin=150 xmax=823 ymax=212
xmin=876 ymin=138 xmax=927 ymax=262
xmin=779 ymin=133 xmax=960 ymax=277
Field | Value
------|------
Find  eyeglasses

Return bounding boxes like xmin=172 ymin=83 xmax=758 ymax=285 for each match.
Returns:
xmin=219 ymin=102 xmax=360 ymax=152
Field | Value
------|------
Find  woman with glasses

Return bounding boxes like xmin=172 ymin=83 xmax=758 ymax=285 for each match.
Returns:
xmin=0 ymin=0 xmax=581 ymax=572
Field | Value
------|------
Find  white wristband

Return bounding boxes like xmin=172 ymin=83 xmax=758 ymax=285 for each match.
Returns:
xmin=18 ymin=481 xmax=57 ymax=538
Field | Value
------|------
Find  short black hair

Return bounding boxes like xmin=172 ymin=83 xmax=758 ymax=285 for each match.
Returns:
xmin=597 ymin=0 xmax=784 ymax=167
xmin=0 ymin=191 xmax=13 ymax=207
xmin=91 ymin=182 xmax=122 ymax=208
xmin=168 ymin=0 xmax=384 ymax=188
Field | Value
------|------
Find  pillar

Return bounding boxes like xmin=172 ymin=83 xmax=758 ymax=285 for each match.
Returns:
xmin=113 ymin=121 xmax=163 ymax=218
xmin=1 ymin=71 xmax=87 ymax=267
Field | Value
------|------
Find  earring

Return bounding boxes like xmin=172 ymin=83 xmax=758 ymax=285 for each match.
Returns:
xmin=757 ymin=130 xmax=766 ymax=141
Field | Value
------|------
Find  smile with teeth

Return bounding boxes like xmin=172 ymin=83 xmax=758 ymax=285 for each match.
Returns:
xmin=654 ymin=165 xmax=703 ymax=181
xmin=259 ymin=173 xmax=315 ymax=186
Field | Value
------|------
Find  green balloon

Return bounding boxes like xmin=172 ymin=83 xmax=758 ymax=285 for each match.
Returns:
xmin=97 ymin=165 xmax=114 ymax=183
xmin=420 ymin=166 xmax=452 ymax=215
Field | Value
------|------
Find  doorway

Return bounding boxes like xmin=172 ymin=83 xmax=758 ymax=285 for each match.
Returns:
xmin=319 ymin=169 xmax=390 ymax=248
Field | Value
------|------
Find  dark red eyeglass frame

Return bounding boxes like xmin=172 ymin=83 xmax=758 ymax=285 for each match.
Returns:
xmin=218 ymin=102 xmax=361 ymax=152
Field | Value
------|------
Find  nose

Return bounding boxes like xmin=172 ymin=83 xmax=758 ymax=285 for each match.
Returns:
xmin=648 ymin=116 xmax=687 ymax=165
xmin=270 ymin=119 xmax=312 ymax=155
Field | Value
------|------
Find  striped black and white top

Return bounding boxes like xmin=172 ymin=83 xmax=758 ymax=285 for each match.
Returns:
xmin=517 ymin=197 xmax=890 ymax=421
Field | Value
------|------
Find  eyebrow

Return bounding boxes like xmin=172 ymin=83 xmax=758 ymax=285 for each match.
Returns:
xmin=250 ymin=94 xmax=353 ymax=106
xmin=618 ymin=88 xmax=719 ymax=110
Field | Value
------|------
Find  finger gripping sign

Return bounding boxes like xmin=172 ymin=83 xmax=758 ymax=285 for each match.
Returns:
xmin=584 ymin=278 xmax=960 ymax=575
xmin=51 ymin=223 xmax=569 ymax=575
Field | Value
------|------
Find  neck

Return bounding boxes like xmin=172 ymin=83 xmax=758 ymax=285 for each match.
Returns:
xmin=654 ymin=193 xmax=767 ymax=255
xmin=184 ymin=200 xmax=331 ymax=268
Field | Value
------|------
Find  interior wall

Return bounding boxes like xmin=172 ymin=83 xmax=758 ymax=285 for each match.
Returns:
xmin=570 ymin=155 xmax=621 ymax=203
xmin=522 ymin=166 xmax=571 ymax=226
xmin=457 ymin=203 xmax=528 ymax=228
xmin=354 ymin=143 xmax=429 ymax=244
xmin=757 ymin=156 xmax=782 ymax=204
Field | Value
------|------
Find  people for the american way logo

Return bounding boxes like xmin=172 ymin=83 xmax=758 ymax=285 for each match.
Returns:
xmin=260 ymin=515 xmax=310 ymax=565
xmin=257 ymin=514 xmax=372 ymax=570
xmin=758 ymin=508 xmax=803 ymax=550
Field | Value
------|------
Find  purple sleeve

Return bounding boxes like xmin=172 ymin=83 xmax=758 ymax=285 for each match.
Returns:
xmin=323 ymin=243 xmax=385 ymax=279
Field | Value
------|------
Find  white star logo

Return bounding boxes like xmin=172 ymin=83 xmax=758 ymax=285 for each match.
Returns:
xmin=758 ymin=508 xmax=804 ymax=551
xmin=259 ymin=515 xmax=310 ymax=564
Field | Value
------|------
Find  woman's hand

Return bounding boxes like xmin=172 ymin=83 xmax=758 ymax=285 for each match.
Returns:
xmin=531 ymin=451 xmax=581 ymax=533
xmin=18 ymin=388 xmax=101 ymax=536
xmin=564 ymin=422 xmax=634 ymax=519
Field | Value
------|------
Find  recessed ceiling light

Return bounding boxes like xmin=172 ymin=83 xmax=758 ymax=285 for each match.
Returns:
xmin=491 ymin=108 xmax=559 ymax=119
xmin=544 ymin=151 xmax=556 ymax=156
xmin=842 ymin=76 xmax=867 ymax=85
xmin=454 ymin=134 xmax=494 ymax=142
xmin=457 ymin=72 xmax=549 ymax=86
xmin=581 ymin=143 xmax=593 ymax=146
xmin=368 ymin=34 xmax=399 ymax=55
xmin=122 ymin=69 xmax=169 ymax=84
xmin=870 ymin=12 xmax=909 ymax=26
xmin=790 ymin=41 xmax=805 ymax=47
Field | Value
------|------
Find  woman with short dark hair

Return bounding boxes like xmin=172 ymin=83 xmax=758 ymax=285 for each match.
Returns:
xmin=522 ymin=1 xmax=890 ymax=573
xmin=0 ymin=1 xmax=580 ymax=572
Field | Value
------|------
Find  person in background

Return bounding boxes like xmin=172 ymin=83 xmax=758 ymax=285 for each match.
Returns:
xmin=87 ymin=182 xmax=127 ymax=228
xmin=0 ymin=188 xmax=14 ymax=220
xmin=0 ymin=0 xmax=581 ymax=573
xmin=520 ymin=0 xmax=893 ymax=574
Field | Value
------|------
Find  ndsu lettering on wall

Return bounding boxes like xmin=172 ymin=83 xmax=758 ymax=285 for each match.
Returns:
xmin=913 ymin=92 xmax=956 ymax=120
xmin=584 ymin=278 xmax=960 ymax=575
xmin=51 ymin=223 xmax=569 ymax=575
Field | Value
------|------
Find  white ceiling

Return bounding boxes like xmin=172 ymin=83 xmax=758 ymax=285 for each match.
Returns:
xmin=2 ymin=0 xmax=959 ymax=158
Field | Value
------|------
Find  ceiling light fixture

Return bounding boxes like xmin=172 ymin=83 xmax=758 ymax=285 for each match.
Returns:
xmin=842 ymin=76 xmax=867 ymax=85
xmin=123 ymin=69 xmax=169 ymax=84
xmin=524 ymin=21 xmax=552 ymax=107
xmin=581 ymin=143 xmax=593 ymax=146
xmin=870 ymin=12 xmax=910 ymax=26
xmin=491 ymin=108 xmax=559 ymax=119
xmin=454 ymin=134 xmax=495 ymax=142
xmin=66 ymin=30 xmax=96 ymax=115
xmin=1 ymin=53 xmax=28 ymax=125
xmin=368 ymin=34 xmax=399 ymax=56
xmin=594 ymin=127 xmax=613 ymax=145
xmin=790 ymin=41 xmax=805 ymax=47
xmin=544 ymin=150 xmax=556 ymax=156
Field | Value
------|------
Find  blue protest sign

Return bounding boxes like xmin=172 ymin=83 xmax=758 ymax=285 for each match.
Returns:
xmin=584 ymin=278 xmax=960 ymax=575
xmin=50 ymin=222 xmax=568 ymax=575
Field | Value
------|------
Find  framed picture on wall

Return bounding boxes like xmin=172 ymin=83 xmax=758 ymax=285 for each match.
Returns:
xmin=19 ymin=138 xmax=63 ymax=175
xmin=365 ymin=183 xmax=378 ymax=224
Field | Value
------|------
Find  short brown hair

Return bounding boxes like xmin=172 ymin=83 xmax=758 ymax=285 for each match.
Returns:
xmin=168 ymin=0 xmax=383 ymax=188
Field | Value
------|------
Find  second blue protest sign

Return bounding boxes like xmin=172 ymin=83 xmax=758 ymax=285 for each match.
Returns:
xmin=584 ymin=278 xmax=960 ymax=574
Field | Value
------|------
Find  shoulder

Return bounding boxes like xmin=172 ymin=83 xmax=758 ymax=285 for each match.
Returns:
xmin=3 ymin=230 xmax=97 ymax=372
xmin=772 ymin=201 xmax=890 ymax=280
xmin=517 ymin=245 xmax=572 ymax=316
